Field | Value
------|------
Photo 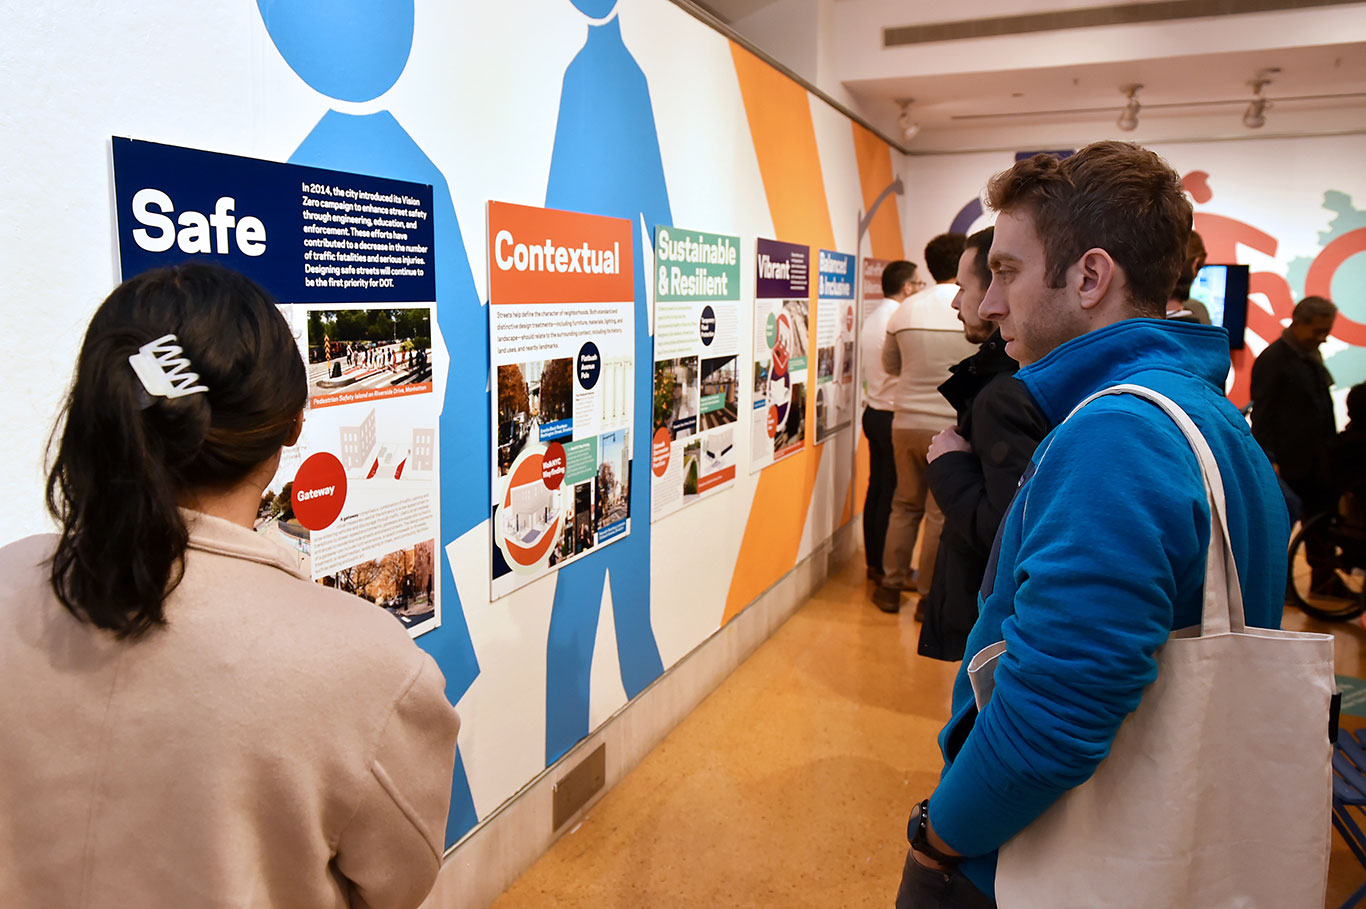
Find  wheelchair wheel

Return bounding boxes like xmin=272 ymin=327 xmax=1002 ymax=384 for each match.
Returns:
xmin=1287 ymin=514 xmax=1366 ymax=622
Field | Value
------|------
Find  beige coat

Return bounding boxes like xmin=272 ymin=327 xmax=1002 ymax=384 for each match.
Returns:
xmin=0 ymin=512 xmax=461 ymax=908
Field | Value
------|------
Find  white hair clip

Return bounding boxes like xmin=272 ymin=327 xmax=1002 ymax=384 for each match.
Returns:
xmin=128 ymin=334 xmax=209 ymax=402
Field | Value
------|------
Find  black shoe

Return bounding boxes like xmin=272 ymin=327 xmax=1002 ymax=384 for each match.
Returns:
xmin=867 ymin=566 xmax=885 ymax=583
xmin=872 ymin=585 xmax=902 ymax=614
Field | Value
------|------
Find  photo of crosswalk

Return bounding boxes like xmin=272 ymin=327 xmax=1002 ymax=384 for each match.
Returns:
xmin=306 ymin=306 xmax=433 ymax=405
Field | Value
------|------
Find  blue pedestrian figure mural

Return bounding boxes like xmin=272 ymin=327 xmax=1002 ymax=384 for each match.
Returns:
xmin=543 ymin=0 xmax=670 ymax=763
xmin=256 ymin=0 xmax=485 ymax=843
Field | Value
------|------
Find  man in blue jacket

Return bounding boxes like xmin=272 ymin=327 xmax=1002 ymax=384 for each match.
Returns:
xmin=895 ymin=141 xmax=1289 ymax=907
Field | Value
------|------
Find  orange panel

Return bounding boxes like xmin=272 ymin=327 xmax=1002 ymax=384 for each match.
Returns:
xmin=723 ymin=42 xmax=838 ymax=624
xmin=847 ymin=124 xmax=904 ymax=528
xmin=845 ymin=435 xmax=869 ymax=525
xmin=488 ymin=201 xmax=634 ymax=304
xmin=851 ymin=122 xmax=905 ymax=261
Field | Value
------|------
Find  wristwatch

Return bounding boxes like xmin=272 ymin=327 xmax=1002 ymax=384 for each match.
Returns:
xmin=908 ymin=799 xmax=960 ymax=865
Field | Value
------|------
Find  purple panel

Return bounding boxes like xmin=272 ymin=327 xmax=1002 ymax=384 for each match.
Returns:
xmin=756 ymin=237 xmax=809 ymax=299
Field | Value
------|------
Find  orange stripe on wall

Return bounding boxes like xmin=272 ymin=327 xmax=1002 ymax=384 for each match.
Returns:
xmin=851 ymin=122 xmax=905 ymax=261
xmin=723 ymin=42 xmax=838 ymax=624
xmin=845 ymin=122 xmax=905 ymax=533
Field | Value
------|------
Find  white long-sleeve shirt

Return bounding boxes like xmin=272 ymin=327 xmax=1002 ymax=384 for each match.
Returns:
xmin=860 ymin=297 xmax=899 ymax=412
xmin=882 ymin=282 xmax=976 ymax=431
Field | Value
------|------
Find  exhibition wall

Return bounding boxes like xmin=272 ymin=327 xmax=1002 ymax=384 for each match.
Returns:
xmin=0 ymin=0 xmax=905 ymax=849
xmin=898 ymin=135 xmax=1366 ymax=412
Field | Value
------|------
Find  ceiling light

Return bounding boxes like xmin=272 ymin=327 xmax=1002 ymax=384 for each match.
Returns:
xmin=1243 ymin=68 xmax=1278 ymax=129
xmin=1116 ymin=84 xmax=1142 ymax=132
xmin=896 ymin=98 xmax=920 ymax=142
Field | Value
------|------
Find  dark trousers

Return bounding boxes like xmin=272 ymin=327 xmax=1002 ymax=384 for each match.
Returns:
xmin=895 ymin=849 xmax=996 ymax=909
xmin=1285 ymin=471 xmax=1336 ymax=581
xmin=862 ymin=407 xmax=896 ymax=571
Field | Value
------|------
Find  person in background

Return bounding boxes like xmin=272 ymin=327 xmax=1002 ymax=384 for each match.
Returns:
xmin=859 ymin=261 xmax=918 ymax=582
xmin=896 ymin=142 xmax=1288 ymax=907
xmin=917 ymin=227 xmax=1048 ymax=662
xmin=1166 ymin=230 xmax=1211 ymax=324
xmin=1333 ymin=382 xmax=1366 ymax=529
xmin=874 ymin=233 xmax=975 ymax=615
xmin=0 ymin=264 xmax=460 ymax=909
xmin=1251 ymin=295 xmax=1343 ymax=595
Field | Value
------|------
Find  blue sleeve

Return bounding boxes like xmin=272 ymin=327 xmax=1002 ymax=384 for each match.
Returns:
xmin=929 ymin=407 xmax=1207 ymax=855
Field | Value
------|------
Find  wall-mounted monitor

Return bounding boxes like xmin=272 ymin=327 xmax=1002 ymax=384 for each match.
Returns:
xmin=1188 ymin=264 xmax=1250 ymax=349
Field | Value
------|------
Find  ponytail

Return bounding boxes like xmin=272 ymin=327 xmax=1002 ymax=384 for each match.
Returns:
xmin=46 ymin=264 xmax=306 ymax=638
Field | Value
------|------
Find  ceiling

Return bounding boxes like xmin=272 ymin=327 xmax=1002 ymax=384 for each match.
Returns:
xmin=690 ymin=0 xmax=1366 ymax=152
xmin=855 ymin=42 xmax=1366 ymax=150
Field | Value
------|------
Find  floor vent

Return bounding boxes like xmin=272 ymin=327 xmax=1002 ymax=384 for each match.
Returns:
xmin=553 ymin=743 xmax=607 ymax=831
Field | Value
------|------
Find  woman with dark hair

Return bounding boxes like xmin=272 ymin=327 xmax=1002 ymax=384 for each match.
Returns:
xmin=0 ymin=264 xmax=459 ymax=908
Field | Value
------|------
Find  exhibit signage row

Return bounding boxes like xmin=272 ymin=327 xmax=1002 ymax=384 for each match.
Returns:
xmin=814 ymin=250 xmax=856 ymax=444
xmin=862 ymin=256 xmax=891 ymax=318
xmin=111 ymin=139 xmax=870 ymax=605
xmin=112 ymin=138 xmax=443 ymax=635
xmin=750 ymin=238 xmax=810 ymax=472
xmin=650 ymin=226 xmax=741 ymax=521
xmin=487 ymin=201 xmax=636 ymax=599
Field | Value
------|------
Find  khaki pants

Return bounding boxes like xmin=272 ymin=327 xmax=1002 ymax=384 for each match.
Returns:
xmin=881 ymin=426 xmax=943 ymax=594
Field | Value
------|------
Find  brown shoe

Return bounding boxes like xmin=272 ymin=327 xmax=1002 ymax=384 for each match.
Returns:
xmin=867 ymin=566 xmax=885 ymax=583
xmin=872 ymin=585 xmax=902 ymax=614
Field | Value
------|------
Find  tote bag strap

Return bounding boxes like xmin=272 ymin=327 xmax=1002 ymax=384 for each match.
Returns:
xmin=1055 ymin=384 xmax=1246 ymax=636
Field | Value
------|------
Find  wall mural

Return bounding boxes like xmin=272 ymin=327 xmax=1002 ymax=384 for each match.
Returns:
xmin=928 ymin=147 xmax=1366 ymax=415
xmin=255 ymin=0 xmax=484 ymax=842
xmin=1188 ymin=174 xmax=1366 ymax=407
xmin=542 ymin=0 xmax=670 ymax=766
xmin=238 ymin=0 xmax=907 ymax=844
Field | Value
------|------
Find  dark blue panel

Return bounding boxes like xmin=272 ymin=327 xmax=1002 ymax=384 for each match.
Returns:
xmin=112 ymin=138 xmax=434 ymax=305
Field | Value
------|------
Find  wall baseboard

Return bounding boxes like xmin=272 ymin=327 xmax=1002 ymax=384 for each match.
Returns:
xmin=422 ymin=519 xmax=859 ymax=908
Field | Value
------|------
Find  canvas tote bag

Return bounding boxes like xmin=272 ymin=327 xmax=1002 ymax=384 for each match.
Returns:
xmin=972 ymin=384 xmax=1335 ymax=909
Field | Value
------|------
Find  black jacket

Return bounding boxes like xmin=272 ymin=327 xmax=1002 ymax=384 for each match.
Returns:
xmin=1250 ymin=330 xmax=1336 ymax=485
xmin=1332 ymin=422 xmax=1366 ymax=520
xmin=917 ymin=331 xmax=1049 ymax=662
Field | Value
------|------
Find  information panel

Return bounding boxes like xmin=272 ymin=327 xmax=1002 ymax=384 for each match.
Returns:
xmin=650 ymin=226 xmax=741 ymax=520
xmin=814 ymin=249 xmax=856 ymax=444
xmin=112 ymin=138 xmax=442 ymax=636
xmin=487 ymin=201 xmax=635 ymax=600
xmin=751 ymin=238 xmax=810 ymax=471
xmin=862 ymin=256 xmax=891 ymax=319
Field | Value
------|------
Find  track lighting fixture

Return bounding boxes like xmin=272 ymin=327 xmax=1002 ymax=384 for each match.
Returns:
xmin=1243 ymin=69 xmax=1278 ymax=129
xmin=896 ymin=98 xmax=920 ymax=142
xmin=1116 ymin=84 xmax=1142 ymax=132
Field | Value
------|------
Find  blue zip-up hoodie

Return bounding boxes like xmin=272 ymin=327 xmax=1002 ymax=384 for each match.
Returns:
xmin=926 ymin=319 xmax=1289 ymax=897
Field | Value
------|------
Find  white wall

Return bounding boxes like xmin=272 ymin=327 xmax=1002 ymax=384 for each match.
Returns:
xmin=0 ymin=0 xmax=896 ymax=843
xmin=898 ymin=134 xmax=1366 ymax=398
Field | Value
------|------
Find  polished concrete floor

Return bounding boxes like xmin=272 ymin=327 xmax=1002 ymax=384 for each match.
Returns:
xmin=493 ymin=550 xmax=1366 ymax=908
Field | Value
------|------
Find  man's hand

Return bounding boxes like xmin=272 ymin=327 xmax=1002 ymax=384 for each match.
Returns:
xmin=910 ymin=794 xmax=963 ymax=871
xmin=928 ymin=427 xmax=970 ymax=463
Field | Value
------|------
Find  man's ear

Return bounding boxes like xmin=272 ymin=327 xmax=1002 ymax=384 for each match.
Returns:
xmin=1074 ymin=248 xmax=1116 ymax=311
xmin=286 ymin=409 xmax=305 ymax=446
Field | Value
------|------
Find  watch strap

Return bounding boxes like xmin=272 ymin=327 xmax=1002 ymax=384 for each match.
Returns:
xmin=909 ymin=799 xmax=960 ymax=865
